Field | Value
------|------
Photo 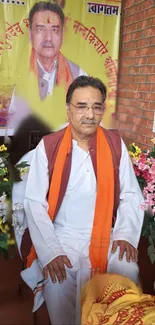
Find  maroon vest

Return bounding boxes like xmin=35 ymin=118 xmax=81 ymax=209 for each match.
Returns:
xmin=21 ymin=127 xmax=121 ymax=265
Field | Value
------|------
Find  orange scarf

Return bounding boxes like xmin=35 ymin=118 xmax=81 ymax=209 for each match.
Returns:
xmin=30 ymin=48 xmax=73 ymax=92
xmin=27 ymin=125 xmax=114 ymax=273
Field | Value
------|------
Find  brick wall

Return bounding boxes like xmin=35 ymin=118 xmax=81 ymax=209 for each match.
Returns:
xmin=117 ymin=0 xmax=155 ymax=149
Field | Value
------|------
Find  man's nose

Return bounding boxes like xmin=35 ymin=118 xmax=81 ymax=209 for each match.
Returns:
xmin=45 ymin=29 xmax=53 ymax=41
xmin=85 ymin=107 xmax=94 ymax=119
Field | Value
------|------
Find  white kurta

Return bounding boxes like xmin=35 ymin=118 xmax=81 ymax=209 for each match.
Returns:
xmin=22 ymin=137 xmax=144 ymax=324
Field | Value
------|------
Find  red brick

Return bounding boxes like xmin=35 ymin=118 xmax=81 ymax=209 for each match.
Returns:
xmin=140 ymin=47 xmax=155 ymax=56
xmin=137 ymin=38 xmax=150 ymax=48
xmin=145 ymin=7 xmax=155 ymax=19
xmin=137 ymin=19 xmax=152 ymax=30
xmin=143 ymin=110 xmax=154 ymax=119
xmin=129 ymin=66 xmax=140 ymax=75
xmin=139 ymin=0 xmax=153 ymax=10
xmin=116 ymin=105 xmax=126 ymax=114
xmin=147 ymin=56 xmax=155 ymax=64
xmin=143 ymin=92 xmax=155 ymax=101
xmin=140 ymin=65 xmax=155 ymax=74
xmin=139 ymin=83 xmax=151 ymax=92
xmin=151 ymin=84 xmax=155 ymax=92
xmin=124 ymin=0 xmax=135 ymax=8
xmin=117 ymin=98 xmax=132 ymax=107
xmin=133 ymin=117 xmax=147 ymax=127
xmin=150 ymin=102 xmax=155 ymax=110
xmin=152 ymin=16 xmax=155 ymax=26
xmin=133 ymin=75 xmax=146 ymax=83
xmin=124 ymin=41 xmax=137 ymax=50
xmin=121 ymin=58 xmax=134 ymax=67
xmin=118 ymin=90 xmax=135 ymax=99
xmin=119 ymin=66 xmax=129 ymax=75
xmin=139 ymin=0 xmax=154 ymax=11
xmin=138 ymin=127 xmax=154 ymax=137
xmin=117 ymin=113 xmax=133 ymax=123
xmin=126 ymin=23 xmax=137 ymax=34
xmin=144 ymin=27 xmax=155 ymax=37
xmin=140 ymin=102 xmax=150 ymax=110
xmin=150 ymin=36 xmax=155 ymax=45
xmin=127 ymin=4 xmax=140 ymax=16
xmin=147 ymin=75 xmax=155 ymax=82
xmin=132 ymin=31 xmax=143 ymax=40
xmin=122 ymin=33 xmax=132 ymax=42
xmin=133 ymin=134 xmax=146 ymax=144
xmin=136 ymin=92 xmax=145 ymax=100
xmin=121 ymin=26 xmax=127 ymax=35
xmin=132 ymin=11 xmax=145 ymax=22
xmin=147 ymin=120 xmax=154 ymax=129
xmin=119 ymin=75 xmax=134 ymax=84
xmin=134 ymin=57 xmax=147 ymax=65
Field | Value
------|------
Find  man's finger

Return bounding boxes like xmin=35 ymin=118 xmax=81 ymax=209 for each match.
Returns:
xmin=53 ymin=261 xmax=65 ymax=283
xmin=125 ymin=245 xmax=131 ymax=262
xmin=131 ymin=247 xmax=138 ymax=262
xmin=63 ymin=256 xmax=72 ymax=268
xmin=48 ymin=264 xmax=57 ymax=283
xmin=111 ymin=240 xmax=118 ymax=253
xmin=119 ymin=244 xmax=125 ymax=260
xmin=58 ymin=260 xmax=67 ymax=280
xmin=43 ymin=266 xmax=48 ymax=280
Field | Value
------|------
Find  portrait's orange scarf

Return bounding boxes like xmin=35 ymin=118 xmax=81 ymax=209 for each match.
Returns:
xmin=30 ymin=48 xmax=73 ymax=92
xmin=27 ymin=125 xmax=114 ymax=273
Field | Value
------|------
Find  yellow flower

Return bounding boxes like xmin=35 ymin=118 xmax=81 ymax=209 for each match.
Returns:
xmin=3 ymin=178 xmax=8 ymax=182
xmin=0 ymin=144 xmax=7 ymax=152
xmin=129 ymin=143 xmax=142 ymax=159
xmin=151 ymin=138 xmax=155 ymax=145
xmin=20 ymin=167 xmax=28 ymax=175
xmin=7 ymin=239 xmax=15 ymax=246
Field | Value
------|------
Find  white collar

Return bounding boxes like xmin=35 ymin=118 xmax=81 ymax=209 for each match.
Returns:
xmin=37 ymin=59 xmax=58 ymax=75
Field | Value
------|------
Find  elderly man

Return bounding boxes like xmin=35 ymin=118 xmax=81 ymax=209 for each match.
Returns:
xmin=7 ymin=1 xmax=87 ymax=134
xmin=23 ymin=76 xmax=144 ymax=325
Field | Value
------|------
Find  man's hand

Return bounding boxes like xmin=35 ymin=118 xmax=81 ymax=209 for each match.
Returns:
xmin=43 ymin=255 xmax=72 ymax=283
xmin=111 ymin=240 xmax=138 ymax=262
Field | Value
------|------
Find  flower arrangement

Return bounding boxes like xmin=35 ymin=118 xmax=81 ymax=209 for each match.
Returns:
xmin=0 ymin=144 xmax=28 ymax=258
xmin=129 ymin=138 xmax=155 ymax=263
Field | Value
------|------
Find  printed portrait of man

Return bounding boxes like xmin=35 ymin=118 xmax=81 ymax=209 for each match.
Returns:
xmin=7 ymin=1 xmax=87 ymax=134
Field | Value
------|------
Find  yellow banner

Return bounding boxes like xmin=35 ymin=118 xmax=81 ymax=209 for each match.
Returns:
xmin=0 ymin=0 xmax=122 ymax=135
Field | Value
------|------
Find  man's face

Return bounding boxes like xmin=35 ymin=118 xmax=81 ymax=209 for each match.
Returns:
xmin=30 ymin=10 xmax=63 ymax=60
xmin=67 ymin=86 xmax=104 ymax=137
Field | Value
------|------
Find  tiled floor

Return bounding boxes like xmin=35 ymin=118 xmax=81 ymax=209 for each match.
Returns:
xmin=0 ymin=249 xmax=50 ymax=325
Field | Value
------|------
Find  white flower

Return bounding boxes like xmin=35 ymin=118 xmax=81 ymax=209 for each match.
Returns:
xmin=13 ymin=203 xmax=23 ymax=211
xmin=12 ymin=211 xmax=25 ymax=235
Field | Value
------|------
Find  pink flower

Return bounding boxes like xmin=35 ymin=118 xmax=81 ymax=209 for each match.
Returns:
xmin=133 ymin=165 xmax=141 ymax=176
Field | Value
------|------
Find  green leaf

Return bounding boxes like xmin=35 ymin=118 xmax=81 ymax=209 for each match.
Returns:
xmin=16 ymin=161 xmax=29 ymax=168
xmin=148 ymin=245 xmax=155 ymax=255
xmin=0 ymin=240 xmax=8 ymax=250
xmin=149 ymin=253 xmax=155 ymax=264
xmin=148 ymin=235 xmax=154 ymax=245
xmin=0 ymin=168 xmax=6 ymax=176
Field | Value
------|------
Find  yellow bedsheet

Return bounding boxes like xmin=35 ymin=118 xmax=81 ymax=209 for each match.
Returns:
xmin=81 ymin=274 xmax=155 ymax=325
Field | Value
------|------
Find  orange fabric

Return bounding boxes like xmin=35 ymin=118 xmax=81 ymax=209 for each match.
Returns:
xmin=27 ymin=126 xmax=114 ymax=271
xmin=29 ymin=48 xmax=73 ymax=92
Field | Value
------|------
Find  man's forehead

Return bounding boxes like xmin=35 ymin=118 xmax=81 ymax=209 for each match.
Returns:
xmin=72 ymin=87 xmax=103 ymax=102
xmin=33 ymin=10 xmax=61 ymax=25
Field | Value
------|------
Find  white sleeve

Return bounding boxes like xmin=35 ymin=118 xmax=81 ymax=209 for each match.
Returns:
xmin=112 ymin=139 xmax=144 ymax=248
xmin=24 ymin=140 xmax=65 ymax=268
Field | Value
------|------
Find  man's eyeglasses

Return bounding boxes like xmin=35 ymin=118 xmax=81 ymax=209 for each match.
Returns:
xmin=69 ymin=103 xmax=105 ymax=115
